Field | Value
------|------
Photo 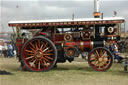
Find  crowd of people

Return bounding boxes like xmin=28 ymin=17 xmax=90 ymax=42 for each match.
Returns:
xmin=0 ymin=43 xmax=15 ymax=58
xmin=105 ymin=43 xmax=125 ymax=63
xmin=105 ymin=43 xmax=128 ymax=71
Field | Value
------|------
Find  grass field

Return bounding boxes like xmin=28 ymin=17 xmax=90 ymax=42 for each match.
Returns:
xmin=0 ymin=57 xmax=128 ymax=85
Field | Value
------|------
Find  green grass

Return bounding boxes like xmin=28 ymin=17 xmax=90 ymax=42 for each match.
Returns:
xmin=0 ymin=57 xmax=128 ymax=85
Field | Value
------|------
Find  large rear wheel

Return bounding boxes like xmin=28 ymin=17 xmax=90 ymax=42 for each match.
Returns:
xmin=88 ymin=47 xmax=113 ymax=71
xmin=21 ymin=36 xmax=57 ymax=72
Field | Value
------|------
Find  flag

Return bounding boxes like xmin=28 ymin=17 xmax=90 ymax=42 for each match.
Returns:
xmin=72 ymin=13 xmax=74 ymax=20
xmin=114 ymin=10 xmax=117 ymax=16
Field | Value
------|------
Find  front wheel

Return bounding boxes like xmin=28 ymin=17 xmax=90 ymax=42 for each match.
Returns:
xmin=21 ymin=36 xmax=57 ymax=72
xmin=88 ymin=47 xmax=113 ymax=71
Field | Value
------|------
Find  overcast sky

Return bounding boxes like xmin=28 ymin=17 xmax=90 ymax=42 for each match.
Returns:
xmin=0 ymin=0 xmax=128 ymax=32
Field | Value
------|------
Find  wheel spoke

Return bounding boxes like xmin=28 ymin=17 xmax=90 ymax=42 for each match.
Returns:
xmin=38 ymin=40 xmax=40 ymax=48
xmin=29 ymin=46 xmax=36 ymax=53
xmin=43 ymin=60 xmax=48 ymax=67
xmin=43 ymin=47 xmax=49 ymax=52
xmin=40 ymin=43 xmax=44 ymax=50
xmin=42 ymin=42 xmax=48 ymax=50
xmin=44 ymin=49 xmax=53 ymax=53
xmin=42 ymin=57 xmax=49 ymax=62
xmin=27 ymin=53 xmax=34 ymax=56
xmin=43 ymin=53 xmax=53 ymax=56
xmin=38 ymin=61 xmax=40 ymax=69
xmin=45 ymin=56 xmax=53 ymax=60
xmin=90 ymin=59 xmax=96 ymax=62
xmin=91 ymin=54 xmax=97 ymax=58
xmin=30 ymin=42 xmax=36 ymax=49
xmin=101 ymin=51 xmax=107 ymax=58
xmin=30 ymin=60 xmax=36 ymax=66
xmin=25 ymin=49 xmax=34 ymax=53
xmin=96 ymin=50 xmax=100 ymax=57
xmin=25 ymin=56 xmax=34 ymax=60
xmin=100 ymin=49 xmax=102 ymax=57
xmin=36 ymin=42 xmax=39 ymax=49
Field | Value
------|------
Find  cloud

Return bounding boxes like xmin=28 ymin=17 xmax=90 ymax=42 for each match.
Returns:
xmin=0 ymin=0 xmax=128 ymax=32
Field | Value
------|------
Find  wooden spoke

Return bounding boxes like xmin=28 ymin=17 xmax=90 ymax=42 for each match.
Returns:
xmin=96 ymin=50 xmax=100 ymax=57
xmin=25 ymin=56 xmax=34 ymax=60
xmin=38 ymin=61 xmax=40 ymax=69
xmin=45 ymin=56 xmax=53 ymax=60
xmin=29 ymin=46 xmax=36 ymax=52
xmin=38 ymin=40 xmax=40 ymax=48
xmin=94 ymin=60 xmax=98 ymax=65
xmin=40 ymin=43 xmax=44 ymax=50
xmin=30 ymin=42 xmax=36 ymax=49
xmin=44 ymin=49 xmax=53 ymax=53
xmin=101 ymin=51 xmax=107 ymax=58
xmin=90 ymin=57 xmax=96 ymax=62
xmin=40 ymin=60 xmax=44 ymax=65
xmin=30 ymin=60 xmax=36 ymax=66
xmin=43 ymin=60 xmax=48 ymax=67
xmin=27 ymin=53 xmax=34 ymax=56
xmin=36 ymin=42 xmax=39 ymax=49
xmin=42 ymin=57 xmax=49 ymax=62
xmin=100 ymin=49 xmax=102 ymax=57
xmin=43 ymin=53 xmax=53 ymax=56
xmin=42 ymin=42 xmax=48 ymax=50
xmin=91 ymin=54 xmax=97 ymax=58
xmin=90 ymin=59 xmax=96 ymax=62
xmin=43 ymin=47 xmax=49 ymax=52
xmin=25 ymin=49 xmax=34 ymax=53
xmin=96 ymin=61 xmax=99 ymax=66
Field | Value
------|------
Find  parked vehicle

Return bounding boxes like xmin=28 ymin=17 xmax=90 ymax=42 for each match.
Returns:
xmin=8 ymin=0 xmax=125 ymax=72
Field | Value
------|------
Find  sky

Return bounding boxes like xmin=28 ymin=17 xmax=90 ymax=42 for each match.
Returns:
xmin=0 ymin=0 xmax=128 ymax=32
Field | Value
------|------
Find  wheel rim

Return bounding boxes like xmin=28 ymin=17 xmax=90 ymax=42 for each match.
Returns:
xmin=67 ymin=48 xmax=75 ymax=57
xmin=88 ymin=47 xmax=113 ymax=71
xmin=22 ymin=38 xmax=56 ymax=71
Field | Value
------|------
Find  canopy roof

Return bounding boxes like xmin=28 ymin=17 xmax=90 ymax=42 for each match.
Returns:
xmin=8 ymin=17 xmax=125 ymax=27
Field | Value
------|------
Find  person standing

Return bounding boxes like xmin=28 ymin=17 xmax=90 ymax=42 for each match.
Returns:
xmin=7 ymin=44 xmax=14 ymax=58
xmin=113 ymin=44 xmax=124 ymax=63
xmin=3 ymin=43 xmax=8 ymax=58
xmin=0 ymin=45 xmax=3 ymax=56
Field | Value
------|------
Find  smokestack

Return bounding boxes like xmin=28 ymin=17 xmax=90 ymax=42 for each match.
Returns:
xmin=93 ymin=0 xmax=101 ymax=18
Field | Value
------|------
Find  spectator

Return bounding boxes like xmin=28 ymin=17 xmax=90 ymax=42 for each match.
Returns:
xmin=113 ymin=45 xmax=124 ymax=63
xmin=0 ymin=45 xmax=3 ymax=56
xmin=124 ymin=61 xmax=128 ymax=72
xmin=7 ymin=44 xmax=14 ymax=58
xmin=3 ymin=43 xmax=8 ymax=58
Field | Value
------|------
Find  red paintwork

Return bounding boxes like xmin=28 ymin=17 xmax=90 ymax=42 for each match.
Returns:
xmin=40 ymin=32 xmax=47 ymax=35
xmin=64 ymin=40 xmax=92 ymax=50
xmin=16 ymin=39 xmax=28 ymax=56
xmin=65 ymin=42 xmax=76 ymax=46
xmin=54 ymin=34 xmax=64 ymax=41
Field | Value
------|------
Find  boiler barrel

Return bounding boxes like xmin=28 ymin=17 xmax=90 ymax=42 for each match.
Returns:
xmin=93 ymin=41 xmax=104 ymax=48
xmin=78 ymin=41 xmax=104 ymax=50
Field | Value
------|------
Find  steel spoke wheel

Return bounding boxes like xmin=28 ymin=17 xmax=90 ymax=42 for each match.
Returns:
xmin=21 ymin=36 xmax=57 ymax=72
xmin=88 ymin=47 xmax=113 ymax=71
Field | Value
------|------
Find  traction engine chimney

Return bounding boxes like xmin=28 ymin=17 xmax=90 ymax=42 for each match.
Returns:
xmin=93 ymin=0 xmax=101 ymax=18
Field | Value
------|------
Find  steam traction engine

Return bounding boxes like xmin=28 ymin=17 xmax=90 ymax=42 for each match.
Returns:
xmin=8 ymin=0 xmax=125 ymax=72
